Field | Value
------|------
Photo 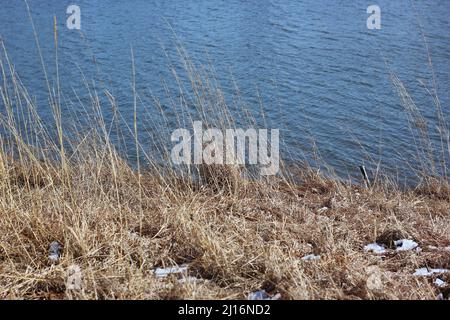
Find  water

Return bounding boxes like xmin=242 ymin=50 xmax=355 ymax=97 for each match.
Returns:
xmin=1 ymin=0 xmax=450 ymax=181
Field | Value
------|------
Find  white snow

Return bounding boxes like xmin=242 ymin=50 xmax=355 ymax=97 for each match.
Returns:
xmin=317 ymin=207 xmax=328 ymax=213
xmin=177 ymin=276 xmax=205 ymax=284
xmin=154 ymin=264 xmax=188 ymax=278
xmin=435 ymin=278 xmax=447 ymax=288
xmin=49 ymin=241 xmax=62 ymax=262
xmin=430 ymin=268 xmax=450 ymax=274
xmin=394 ymin=239 xmax=419 ymax=251
xmin=364 ymin=239 xmax=421 ymax=254
xmin=427 ymin=245 xmax=450 ymax=252
xmin=301 ymin=254 xmax=321 ymax=261
xmin=413 ymin=268 xmax=450 ymax=276
xmin=271 ymin=293 xmax=282 ymax=300
xmin=364 ymin=243 xmax=386 ymax=254
xmin=413 ymin=268 xmax=430 ymax=276
xmin=153 ymin=264 xmax=208 ymax=284
xmin=49 ymin=254 xmax=59 ymax=261
xmin=248 ymin=290 xmax=281 ymax=300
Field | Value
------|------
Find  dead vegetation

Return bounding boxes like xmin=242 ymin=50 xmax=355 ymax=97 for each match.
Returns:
xmin=0 ymin=156 xmax=449 ymax=300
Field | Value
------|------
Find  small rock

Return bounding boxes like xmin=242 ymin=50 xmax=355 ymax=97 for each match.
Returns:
xmin=366 ymin=266 xmax=383 ymax=292
xmin=66 ymin=265 xmax=83 ymax=291
xmin=366 ymin=274 xmax=382 ymax=291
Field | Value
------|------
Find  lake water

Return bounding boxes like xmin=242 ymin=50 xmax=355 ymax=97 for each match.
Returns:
xmin=1 ymin=0 xmax=450 ymax=182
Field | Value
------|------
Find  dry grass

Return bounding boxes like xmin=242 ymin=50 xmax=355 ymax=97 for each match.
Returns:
xmin=0 ymin=155 xmax=449 ymax=300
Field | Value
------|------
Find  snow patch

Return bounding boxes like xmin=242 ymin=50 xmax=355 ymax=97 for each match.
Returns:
xmin=154 ymin=264 xmax=188 ymax=278
xmin=177 ymin=276 xmax=205 ymax=284
xmin=435 ymin=278 xmax=447 ymax=288
xmin=364 ymin=239 xmax=421 ymax=254
xmin=364 ymin=243 xmax=386 ymax=254
xmin=413 ymin=268 xmax=450 ymax=276
xmin=394 ymin=239 xmax=418 ymax=251
xmin=49 ymin=241 xmax=62 ymax=262
xmin=248 ymin=290 xmax=281 ymax=300
xmin=301 ymin=254 xmax=320 ymax=261
xmin=413 ymin=268 xmax=430 ymax=276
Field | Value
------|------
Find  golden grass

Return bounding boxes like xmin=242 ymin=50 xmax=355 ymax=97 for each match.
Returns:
xmin=0 ymin=155 xmax=449 ymax=300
